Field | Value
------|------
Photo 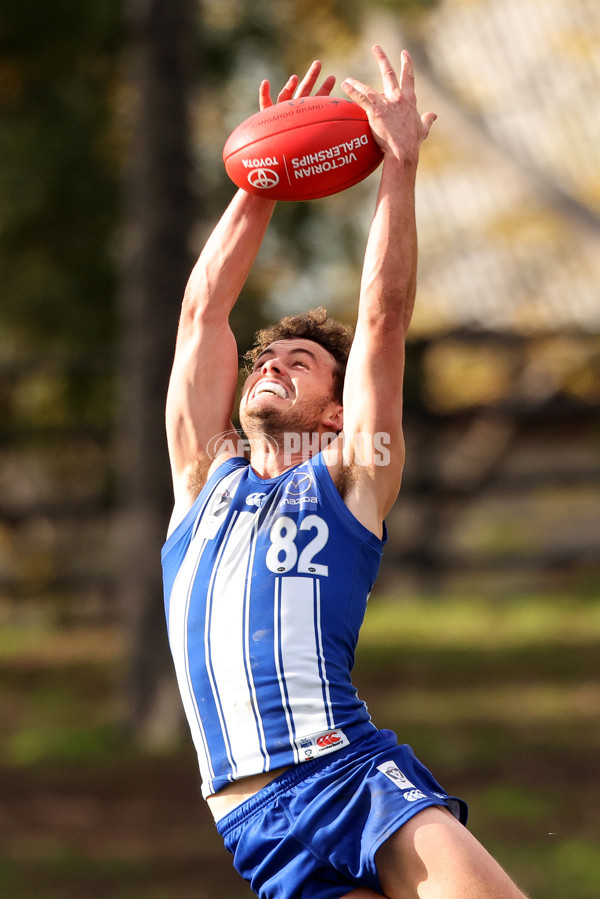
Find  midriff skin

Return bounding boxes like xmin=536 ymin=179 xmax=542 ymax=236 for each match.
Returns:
xmin=207 ymin=766 xmax=291 ymax=820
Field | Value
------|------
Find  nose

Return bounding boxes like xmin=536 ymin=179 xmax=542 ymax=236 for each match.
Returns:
xmin=261 ymin=357 xmax=283 ymax=376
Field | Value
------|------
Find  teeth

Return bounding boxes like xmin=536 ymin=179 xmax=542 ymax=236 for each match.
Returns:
xmin=256 ymin=381 xmax=288 ymax=399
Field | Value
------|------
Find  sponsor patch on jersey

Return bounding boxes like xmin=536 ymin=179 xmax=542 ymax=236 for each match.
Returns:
xmin=376 ymin=761 xmax=416 ymax=790
xmin=280 ymin=495 xmax=318 ymax=506
xmin=295 ymin=728 xmax=349 ymax=761
xmin=280 ymin=471 xmax=317 ymax=506
xmin=286 ymin=471 xmax=314 ymax=496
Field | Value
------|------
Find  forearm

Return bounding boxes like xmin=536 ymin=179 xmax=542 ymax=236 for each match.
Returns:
xmin=182 ymin=189 xmax=276 ymax=324
xmin=343 ymin=48 xmax=434 ymax=339
xmin=167 ymin=188 xmax=274 ymax=489
xmin=358 ymin=156 xmax=418 ymax=336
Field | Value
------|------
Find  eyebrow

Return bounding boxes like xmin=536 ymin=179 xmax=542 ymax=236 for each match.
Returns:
xmin=254 ymin=346 xmax=319 ymax=366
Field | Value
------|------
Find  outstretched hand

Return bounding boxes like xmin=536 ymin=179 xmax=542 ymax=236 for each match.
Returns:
xmin=259 ymin=60 xmax=336 ymax=111
xmin=342 ymin=46 xmax=436 ymax=165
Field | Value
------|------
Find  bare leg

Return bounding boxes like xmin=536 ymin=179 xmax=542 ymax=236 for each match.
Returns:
xmin=341 ymin=891 xmax=386 ymax=898
xmin=375 ymin=806 xmax=529 ymax=899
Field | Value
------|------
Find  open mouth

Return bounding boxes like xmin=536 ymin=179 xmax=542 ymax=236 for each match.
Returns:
xmin=254 ymin=380 xmax=290 ymax=399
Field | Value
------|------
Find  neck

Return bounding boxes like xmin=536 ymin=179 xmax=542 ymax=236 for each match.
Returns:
xmin=245 ymin=428 xmax=333 ymax=479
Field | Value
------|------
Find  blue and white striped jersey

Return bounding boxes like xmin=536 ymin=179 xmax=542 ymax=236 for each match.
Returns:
xmin=161 ymin=451 xmax=385 ymax=798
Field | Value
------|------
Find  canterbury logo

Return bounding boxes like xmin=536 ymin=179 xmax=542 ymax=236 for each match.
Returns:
xmin=246 ymin=492 xmax=267 ymax=507
xmin=316 ymin=732 xmax=341 ymax=748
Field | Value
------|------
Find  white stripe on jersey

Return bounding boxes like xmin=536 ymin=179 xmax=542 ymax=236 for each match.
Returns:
xmin=314 ymin=579 xmax=334 ymax=729
xmin=204 ymin=512 xmax=241 ymax=777
xmin=273 ymin=577 xmax=298 ymax=762
xmin=243 ymin=514 xmax=270 ymax=766
xmin=168 ymin=467 xmax=246 ymax=787
xmin=168 ymin=532 xmax=214 ymax=784
xmin=276 ymin=576 xmax=334 ymax=757
xmin=205 ymin=509 xmax=269 ymax=776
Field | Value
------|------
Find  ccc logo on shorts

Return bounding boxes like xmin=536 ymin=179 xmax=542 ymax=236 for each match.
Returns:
xmin=316 ymin=732 xmax=341 ymax=748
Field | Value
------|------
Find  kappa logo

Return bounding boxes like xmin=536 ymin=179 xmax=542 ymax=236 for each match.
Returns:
xmin=246 ymin=492 xmax=267 ymax=508
xmin=248 ymin=168 xmax=280 ymax=190
xmin=316 ymin=732 xmax=341 ymax=748
xmin=376 ymin=762 xmax=416 ymax=790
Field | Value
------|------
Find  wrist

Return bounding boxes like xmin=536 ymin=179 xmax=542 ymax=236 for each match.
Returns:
xmin=237 ymin=188 xmax=277 ymax=209
xmin=380 ymin=152 xmax=418 ymax=186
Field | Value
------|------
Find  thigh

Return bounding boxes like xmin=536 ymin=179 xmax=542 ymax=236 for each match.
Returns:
xmin=375 ymin=806 xmax=529 ymax=899
xmin=340 ymin=892 xmax=385 ymax=899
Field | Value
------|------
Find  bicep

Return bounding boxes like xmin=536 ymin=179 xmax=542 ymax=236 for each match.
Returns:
xmin=340 ymin=319 xmax=407 ymax=514
xmin=166 ymin=315 xmax=240 ymax=494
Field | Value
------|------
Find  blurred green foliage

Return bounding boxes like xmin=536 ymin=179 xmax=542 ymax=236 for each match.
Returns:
xmin=0 ymin=0 xmax=121 ymax=353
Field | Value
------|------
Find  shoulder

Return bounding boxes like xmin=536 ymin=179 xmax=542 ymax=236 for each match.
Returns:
xmin=169 ymin=454 xmax=250 ymax=537
xmin=174 ymin=443 xmax=249 ymax=508
xmin=309 ymin=447 xmax=387 ymax=543
xmin=319 ymin=436 xmax=393 ymax=539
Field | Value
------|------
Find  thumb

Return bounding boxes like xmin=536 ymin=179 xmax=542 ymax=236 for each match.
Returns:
xmin=422 ymin=111 xmax=437 ymax=134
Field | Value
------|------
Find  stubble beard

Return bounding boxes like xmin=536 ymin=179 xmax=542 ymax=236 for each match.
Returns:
xmin=240 ymin=395 xmax=332 ymax=449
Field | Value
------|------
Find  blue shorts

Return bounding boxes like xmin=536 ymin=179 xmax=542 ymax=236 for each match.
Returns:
xmin=215 ymin=729 xmax=468 ymax=899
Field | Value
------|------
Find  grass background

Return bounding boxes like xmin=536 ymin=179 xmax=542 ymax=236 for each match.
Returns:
xmin=1 ymin=593 xmax=599 ymax=898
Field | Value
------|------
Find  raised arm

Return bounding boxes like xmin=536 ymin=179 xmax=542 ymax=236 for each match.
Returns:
xmin=166 ymin=190 xmax=275 ymax=504
xmin=166 ymin=62 xmax=336 ymax=508
xmin=328 ymin=47 xmax=436 ymax=534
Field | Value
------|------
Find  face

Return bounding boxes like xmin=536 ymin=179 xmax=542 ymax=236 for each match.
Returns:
xmin=239 ymin=338 xmax=343 ymax=437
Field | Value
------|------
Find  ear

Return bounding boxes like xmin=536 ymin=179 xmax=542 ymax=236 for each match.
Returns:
xmin=322 ymin=402 xmax=343 ymax=434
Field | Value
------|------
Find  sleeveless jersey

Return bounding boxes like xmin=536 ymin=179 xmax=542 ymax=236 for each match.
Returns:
xmin=161 ymin=452 xmax=385 ymax=798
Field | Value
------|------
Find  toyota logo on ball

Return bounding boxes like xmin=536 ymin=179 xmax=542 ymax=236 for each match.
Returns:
xmin=248 ymin=168 xmax=280 ymax=190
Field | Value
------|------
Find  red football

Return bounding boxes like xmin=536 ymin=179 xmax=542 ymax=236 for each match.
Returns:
xmin=223 ymin=96 xmax=383 ymax=201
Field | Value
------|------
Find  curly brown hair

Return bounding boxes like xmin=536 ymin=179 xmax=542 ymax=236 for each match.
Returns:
xmin=242 ymin=308 xmax=354 ymax=402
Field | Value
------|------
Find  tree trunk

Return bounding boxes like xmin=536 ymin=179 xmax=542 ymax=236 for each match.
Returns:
xmin=116 ymin=0 xmax=195 ymax=746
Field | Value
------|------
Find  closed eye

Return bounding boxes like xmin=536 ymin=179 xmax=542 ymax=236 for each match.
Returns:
xmin=252 ymin=354 xmax=271 ymax=372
